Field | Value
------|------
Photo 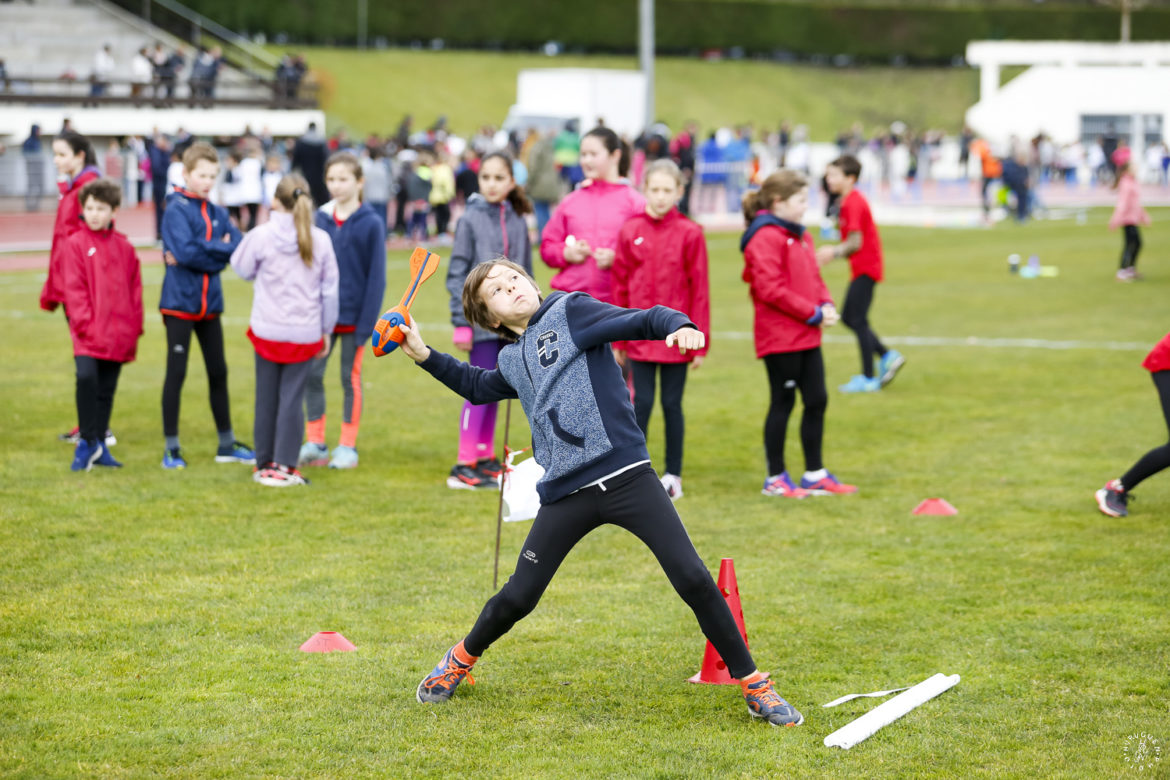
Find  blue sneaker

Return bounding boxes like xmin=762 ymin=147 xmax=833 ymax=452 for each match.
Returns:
xmin=416 ymin=645 xmax=477 ymax=703
xmin=162 ymin=448 xmax=187 ymax=470
xmin=879 ymin=350 xmax=906 ymax=387
xmin=94 ymin=446 xmax=123 ymax=468
xmin=839 ymin=375 xmax=881 ymax=393
xmin=328 ymin=445 xmax=359 ymax=469
xmin=71 ymin=439 xmax=103 ymax=472
xmin=742 ymin=677 xmax=804 ymax=727
xmin=215 ymin=441 xmax=256 ymax=464
xmin=298 ymin=442 xmax=330 ymax=467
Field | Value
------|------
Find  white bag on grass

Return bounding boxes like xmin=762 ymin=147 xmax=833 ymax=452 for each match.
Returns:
xmin=502 ymin=450 xmax=544 ymax=523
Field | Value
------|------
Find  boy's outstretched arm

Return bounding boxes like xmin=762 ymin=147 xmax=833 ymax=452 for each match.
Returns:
xmin=400 ymin=322 xmax=516 ymax=405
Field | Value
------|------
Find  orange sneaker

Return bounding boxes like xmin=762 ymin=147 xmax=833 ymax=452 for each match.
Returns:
xmin=742 ymin=676 xmax=804 ymax=727
xmin=416 ymin=645 xmax=477 ymax=703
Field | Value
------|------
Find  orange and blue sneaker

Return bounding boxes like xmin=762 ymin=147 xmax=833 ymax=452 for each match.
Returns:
xmin=741 ymin=675 xmax=804 ymax=727
xmin=761 ymin=472 xmax=808 ymax=499
xmin=1095 ymin=478 xmax=1130 ymax=518
xmin=799 ymin=471 xmax=858 ymax=495
xmin=416 ymin=644 xmax=477 ymax=703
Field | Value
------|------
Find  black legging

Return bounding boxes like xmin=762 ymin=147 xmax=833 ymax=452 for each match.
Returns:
xmin=75 ymin=356 xmax=122 ymax=442
xmin=630 ymin=360 xmax=688 ymax=476
xmin=842 ymin=274 xmax=888 ymax=379
xmin=162 ymin=315 xmax=232 ymax=438
xmin=462 ymin=464 xmax=756 ymax=678
xmin=1121 ymin=371 xmax=1170 ymax=491
xmin=1120 ymin=225 xmax=1142 ymax=271
xmin=762 ymin=347 xmax=826 ymax=476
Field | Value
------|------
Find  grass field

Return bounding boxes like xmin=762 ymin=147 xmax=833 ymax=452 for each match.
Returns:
xmin=2 ymin=209 xmax=1169 ymax=777
xmin=296 ymin=47 xmax=980 ymax=140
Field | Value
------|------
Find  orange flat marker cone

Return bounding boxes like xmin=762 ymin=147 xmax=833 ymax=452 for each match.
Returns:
xmin=913 ymin=498 xmax=958 ymax=515
xmin=299 ymin=631 xmax=356 ymax=653
xmin=688 ymin=558 xmax=750 ymax=685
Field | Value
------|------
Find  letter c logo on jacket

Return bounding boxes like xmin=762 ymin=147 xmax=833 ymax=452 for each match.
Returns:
xmin=536 ymin=331 xmax=559 ymax=368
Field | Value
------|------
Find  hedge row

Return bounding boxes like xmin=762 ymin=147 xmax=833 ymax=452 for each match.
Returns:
xmin=178 ymin=0 xmax=1170 ymax=62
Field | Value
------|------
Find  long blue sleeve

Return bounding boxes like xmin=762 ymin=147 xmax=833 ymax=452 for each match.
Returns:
xmin=418 ymin=348 xmax=518 ymax=405
xmin=354 ymin=221 xmax=386 ymax=344
xmin=564 ymin=294 xmax=693 ymax=352
xmin=161 ymin=206 xmax=239 ymax=272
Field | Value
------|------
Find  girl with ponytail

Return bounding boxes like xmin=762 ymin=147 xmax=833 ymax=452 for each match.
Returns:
xmin=540 ymin=126 xmax=644 ymax=303
xmin=740 ymin=169 xmax=857 ymax=499
xmin=231 ymin=174 xmax=339 ymax=487
xmin=442 ymin=150 xmax=533 ymax=488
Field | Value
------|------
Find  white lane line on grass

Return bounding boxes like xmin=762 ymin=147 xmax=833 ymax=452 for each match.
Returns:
xmin=0 ymin=308 xmax=1151 ymax=352
xmin=716 ymin=332 xmax=1150 ymax=351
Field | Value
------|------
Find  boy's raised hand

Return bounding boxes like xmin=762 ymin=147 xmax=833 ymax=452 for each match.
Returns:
xmin=398 ymin=322 xmax=431 ymax=363
xmin=665 ymin=327 xmax=705 ymax=355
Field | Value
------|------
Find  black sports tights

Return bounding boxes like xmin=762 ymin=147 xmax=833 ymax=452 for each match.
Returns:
xmin=162 ymin=315 xmax=232 ymax=438
xmin=630 ymin=360 xmax=688 ymax=476
xmin=1121 ymin=371 xmax=1170 ymax=491
xmin=462 ymin=465 xmax=757 ymax=679
xmin=762 ymin=347 xmax=826 ymax=477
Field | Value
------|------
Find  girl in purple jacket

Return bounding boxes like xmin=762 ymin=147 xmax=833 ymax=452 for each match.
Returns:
xmin=540 ymin=127 xmax=645 ymax=304
xmin=231 ymin=174 xmax=339 ymax=487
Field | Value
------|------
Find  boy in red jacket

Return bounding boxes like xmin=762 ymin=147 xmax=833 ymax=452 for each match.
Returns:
xmin=741 ymin=170 xmax=857 ymax=498
xmin=62 ymin=179 xmax=144 ymax=471
xmin=816 ymin=155 xmax=905 ymax=392
xmin=614 ymin=159 xmax=709 ymax=500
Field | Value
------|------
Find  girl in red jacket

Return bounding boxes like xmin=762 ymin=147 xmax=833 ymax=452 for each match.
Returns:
xmin=614 ymin=159 xmax=709 ymax=500
xmin=62 ymin=179 xmax=144 ymax=471
xmin=1095 ymin=331 xmax=1170 ymax=517
xmin=741 ymin=170 xmax=856 ymax=498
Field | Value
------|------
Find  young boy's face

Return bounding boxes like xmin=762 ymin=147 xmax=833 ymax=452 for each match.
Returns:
xmin=824 ymin=165 xmax=851 ymax=195
xmin=82 ymin=197 xmax=115 ymax=231
xmin=184 ymin=159 xmax=219 ymax=198
xmin=478 ymin=264 xmax=541 ymax=332
xmin=325 ymin=164 xmax=361 ymax=203
xmin=644 ymin=171 xmax=682 ymax=218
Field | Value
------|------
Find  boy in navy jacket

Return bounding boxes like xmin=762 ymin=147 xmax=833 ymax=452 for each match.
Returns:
xmin=400 ymin=259 xmax=804 ymax=729
xmin=159 ymin=141 xmax=253 ymax=469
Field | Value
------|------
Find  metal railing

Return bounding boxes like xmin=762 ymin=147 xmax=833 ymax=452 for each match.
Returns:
xmin=97 ymin=0 xmax=279 ymax=81
xmin=0 ymin=75 xmax=316 ymax=109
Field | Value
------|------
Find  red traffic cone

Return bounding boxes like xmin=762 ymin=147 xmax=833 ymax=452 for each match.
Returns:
xmin=688 ymin=558 xmax=750 ymax=685
xmin=299 ymin=631 xmax=356 ymax=653
xmin=913 ymin=498 xmax=958 ymax=515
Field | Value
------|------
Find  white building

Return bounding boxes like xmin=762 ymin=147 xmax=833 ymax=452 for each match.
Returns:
xmin=965 ymin=41 xmax=1170 ymax=158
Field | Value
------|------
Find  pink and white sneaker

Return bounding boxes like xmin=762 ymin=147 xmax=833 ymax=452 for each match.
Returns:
xmin=799 ymin=471 xmax=858 ymax=495
xmin=761 ymin=472 xmax=809 ymax=499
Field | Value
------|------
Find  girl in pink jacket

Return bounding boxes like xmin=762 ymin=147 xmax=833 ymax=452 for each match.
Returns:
xmin=540 ymin=126 xmax=645 ymax=303
xmin=1109 ymin=155 xmax=1151 ymax=282
xmin=231 ymin=174 xmax=339 ymax=487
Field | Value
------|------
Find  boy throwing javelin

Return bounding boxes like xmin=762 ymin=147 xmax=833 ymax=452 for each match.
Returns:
xmin=398 ymin=259 xmax=803 ymax=728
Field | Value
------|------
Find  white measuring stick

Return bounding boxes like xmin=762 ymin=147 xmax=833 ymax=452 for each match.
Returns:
xmin=823 ymin=673 xmax=960 ymax=750
xmin=822 ymin=686 xmax=911 ymax=708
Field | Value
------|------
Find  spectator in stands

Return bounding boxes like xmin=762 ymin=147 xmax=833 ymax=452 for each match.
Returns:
xmin=670 ymin=122 xmax=697 ymax=216
xmin=360 ymin=146 xmax=393 ymax=241
xmin=145 ymin=130 xmax=172 ymax=242
xmin=22 ymin=124 xmax=45 ymax=212
xmin=91 ymin=44 xmax=114 ymax=99
xmin=0 ymin=58 xmax=10 ymax=92
xmin=291 ymin=122 xmax=328 ymax=205
xmin=131 ymin=47 xmax=152 ymax=103
xmin=526 ymin=128 xmax=561 ymax=240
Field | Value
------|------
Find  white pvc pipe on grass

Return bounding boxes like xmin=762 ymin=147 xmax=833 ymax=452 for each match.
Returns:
xmin=823 ymin=673 xmax=960 ymax=750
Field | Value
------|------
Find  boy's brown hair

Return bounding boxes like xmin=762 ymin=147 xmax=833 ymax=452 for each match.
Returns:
xmin=181 ymin=141 xmax=219 ymax=171
xmin=461 ymin=258 xmax=542 ymax=341
xmin=828 ymin=154 xmax=862 ymax=180
xmin=79 ymin=178 xmax=122 ymax=210
xmin=740 ymin=168 xmax=808 ymax=224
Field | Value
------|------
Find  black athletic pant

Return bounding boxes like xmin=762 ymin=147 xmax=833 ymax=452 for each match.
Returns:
xmin=842 ymin=274 xmax=887 ymax=379
xmin=75 ymin=356 xmax=122 ymax=443
xmin=762 ymin=348 xmax=826 ymax=476
xmin=631 ymin=360 xmax=688 ymax=476
xmin=462 ymin=464 xmax=756 ymax=679
xmin=1120 ymin=225 xmax=1142 ymax=271
xmin=1121 ymin=371 xmax=1170 ymax=491
xmin=433 ymin=202 xmax=451 ymax=235
xmin=162 ymin=315 xmax=232 ymax=438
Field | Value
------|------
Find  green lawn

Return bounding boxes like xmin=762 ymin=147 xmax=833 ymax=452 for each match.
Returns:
xmin=2 ymin=210 xmax=1168 ymax=777
xmin=295 ymin=47 xmax=979 ymax=140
